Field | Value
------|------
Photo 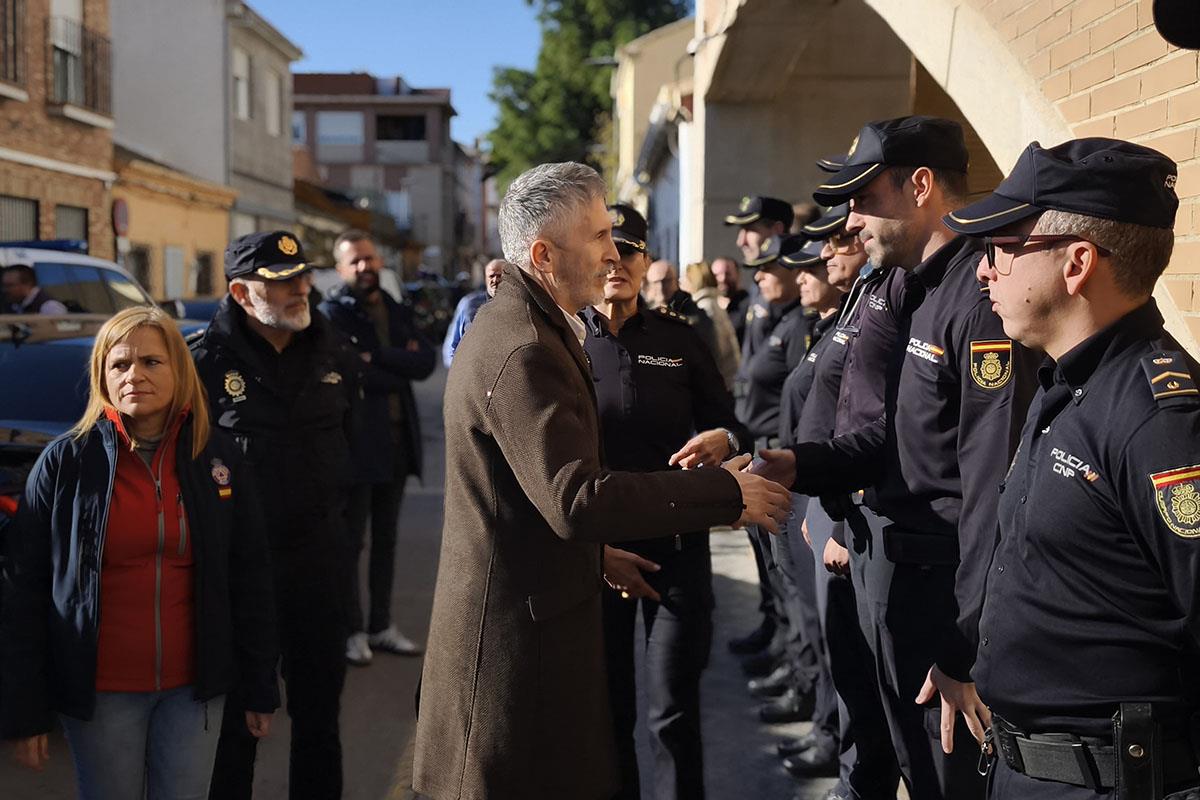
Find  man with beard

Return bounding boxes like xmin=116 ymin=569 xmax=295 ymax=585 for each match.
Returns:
xmin=413 ymin=162 xmax=792 ymax=799
xmin=712 ymin=256 xmax=751 ymax=345
xmin=443 ymin=258 xmax=506 ymax=367
xmin=191 ymin=231 xmax=356 ymax=800
xmin=320 ymin=230 xmax=436 ymax=667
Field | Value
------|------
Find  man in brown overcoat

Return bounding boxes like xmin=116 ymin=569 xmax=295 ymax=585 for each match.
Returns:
xmin=413 ymin=163 xmax=791 ymax=800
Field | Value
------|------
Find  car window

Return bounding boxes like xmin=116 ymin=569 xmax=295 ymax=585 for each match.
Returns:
xmin=0 ymin=339 xmax=92 ymax=422
xmin=29 ymin=262 xmax=84 ymax=312
xmin=104 ymin=269 xmax=151 ymax=311
xmin=72 ymin=267 xmax=116 ymax=314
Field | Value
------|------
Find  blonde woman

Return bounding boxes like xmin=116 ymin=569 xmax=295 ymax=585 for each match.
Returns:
xmin=682 ymin=260 xmax=741 ymax=389
xmin=1 ymin=306 xmax=279 ymax=799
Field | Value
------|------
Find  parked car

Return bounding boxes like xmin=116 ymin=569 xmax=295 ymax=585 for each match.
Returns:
xmin=0 ymin=243 xmax=157 ymax=315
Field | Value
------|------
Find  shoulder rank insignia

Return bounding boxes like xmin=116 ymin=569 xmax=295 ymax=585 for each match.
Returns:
xmin=655 ymin=308 xmax=691 ymax=326
xmin=1140 ymin=351 xmax=1198 ymax=404
xmin=970 ymin=340 xmax=1013 ymax=390
xmin=1150 ymin=465 xmax=1200 ymax=538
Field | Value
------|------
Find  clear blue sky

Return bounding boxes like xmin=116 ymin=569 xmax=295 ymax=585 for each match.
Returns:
xmin=250 ymin=0 xmax=542 ymax=147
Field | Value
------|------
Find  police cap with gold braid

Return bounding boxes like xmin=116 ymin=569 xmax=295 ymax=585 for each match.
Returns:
xmin=224 ymin=230 xmax=312 ymax=281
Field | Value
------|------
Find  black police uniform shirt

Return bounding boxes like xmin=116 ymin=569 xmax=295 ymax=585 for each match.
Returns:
xmin=974 ymin=301 xmax=1200 ymax=738
xmin=735 ymin=298 xmax=814 ymax=442
xmin=792 ymin=236 xmax=1038 ymax=680
xmin=832 ymin=266 xmax=897 ymax=437
xmin=190 ymin=295 xmax=355 ymax=551
xmin=581 ymin=304 xmax=750 ymax=560
xmin=778 ymin=311 xmax=841 ymax=447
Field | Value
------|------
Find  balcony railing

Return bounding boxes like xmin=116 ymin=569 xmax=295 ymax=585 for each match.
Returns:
xmin=0 ymin=0 xmax=24 ymax=87
xmin=46 ymin=16 xmax=111 ymax=117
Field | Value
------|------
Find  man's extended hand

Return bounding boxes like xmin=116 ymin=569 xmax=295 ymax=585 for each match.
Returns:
xmin=668 ymin=429 xmax=731 ymax=469
xmin=750 ymin=448 xmax=797 ymax=490
xmin=823 ymin=538 xmax=850 ymax=576
xmin=724 ymin=455 xmax=791 ymax=535
xmin=915 ymin=665 xmax=991 ymax=754
xmin=246 ymin=711 xmax=273 ymax=738
xmin=603 ymin=546 xmax=661 ymax=602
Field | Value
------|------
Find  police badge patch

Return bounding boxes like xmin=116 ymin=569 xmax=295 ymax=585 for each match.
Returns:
xmin=1151 ymin=465 xmax=1200 ymax=538
xmin=211 ymin=458 xmax=233 ymax=500
xmin=970 ymin=340 xmax=1013 ymax=390
xmin=224 ymin=370 xmax=247 ymax=403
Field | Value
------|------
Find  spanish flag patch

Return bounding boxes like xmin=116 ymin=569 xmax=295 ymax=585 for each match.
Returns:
xmin=969 ymin=340 xmax=1013 ymax=390
xmin=1150 ymin=465 xmax=1200 ymax=538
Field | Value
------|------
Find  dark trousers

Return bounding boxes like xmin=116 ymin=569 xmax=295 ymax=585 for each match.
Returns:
xmin=603 ymin=543 xmax=714 ymax=800
xmin=769 ymin=497 xmax=830 ymax=709
xmin=845 ymin=504 xmax=985 ymax=800
xmin=807 ymin=497 xmax=901 ymax=800
xmin=344 ymin=454 xmax=409 ymax=634
xmin=209 ymin=542 xmax=348 ymax=800
xmin=987 ymin=750 xmax=1200 ymax=799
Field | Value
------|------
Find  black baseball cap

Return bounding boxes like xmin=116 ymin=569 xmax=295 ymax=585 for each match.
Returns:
xmin=943 ymin=138 xmax=1178 ymax=236
xmin=609 ymin=204 xmax=648 ymax=253
xmin=779 ymin=238 xmax=827 ymax=270
xmin=224 ymin=230 xmax=311 ymax=281
xmin=745 ymin=234 xmax=807 ymax=268
xmin=1153 ymin=0 xmax=1200 ymax=48
xmin=813 ymin=116 xmax=969 ymax=206
xmin=802 ymin=203 xmax=851 ymax=239
xmin=816 ymin=153 xmax=846 ymax=173
xmin=724 ymin=195 xmax=795 ymax=229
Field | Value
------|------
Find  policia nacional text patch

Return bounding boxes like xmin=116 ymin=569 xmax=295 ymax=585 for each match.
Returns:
xmin=1150 ymin=465 xmax=1200 ymax=538
xmin=969 ymin=340 xmax=1013 ymax=390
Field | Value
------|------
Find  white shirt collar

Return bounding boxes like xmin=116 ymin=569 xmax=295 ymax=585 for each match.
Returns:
xmin=559 ymin=305 xmax=587 ymax=348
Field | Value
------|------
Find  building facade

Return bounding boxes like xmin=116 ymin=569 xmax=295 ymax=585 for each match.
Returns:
xmin=227 ymin=0 xmax=301 ymax=237
xmin=292 ymin=71 xmax=463 ymax=276
xmin=0 ymin=0 xmax=115 ymax=259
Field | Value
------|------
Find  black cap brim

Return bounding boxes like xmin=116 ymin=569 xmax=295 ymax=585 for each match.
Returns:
xmin=943 ymin=194 xmax=1040 ymax=236
xmin=1154 ymin=0 xmax=1200 ymax=49
xmin=251 ymin=262 xmax=312 ymax=281
xmin=816 ymin=154 xmax=846 ymax=173
xmin=812 ymin=162 xmax=886 ymax=206
xmin=778 ymin=253 xmax=824 ymax=269
xmin=723 ymin=212 xmax=763 ymax=226
xmin=803 ymin=209 xmax=849 ymax=239
xmin=614 ymin=235 xmax=647 ymax=253
xmin=744 ymin=252 xmax=779 ymax=268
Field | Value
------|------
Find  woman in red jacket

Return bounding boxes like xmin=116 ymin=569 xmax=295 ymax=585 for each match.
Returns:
xmin=2 ymin=306 xmax=279 ymax=799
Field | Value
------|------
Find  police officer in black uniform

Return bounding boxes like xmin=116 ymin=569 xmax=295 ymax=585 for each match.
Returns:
xmin=755 ymin=116 xmax=1039 ymax=800
xmin=723 ymin=196 xmax=798 ymax=660
xmin=943 ymin=138 xmax=1200 ymax=800
xmin=584 ymin=204 xmax=751 ymax=800
xmin=191 ymin=232 xmax=356 ymax=800
xmin=735 ymin=233 xmax=819 ymax=717
xmin=779 ymin=203 xmax=902 ymax=800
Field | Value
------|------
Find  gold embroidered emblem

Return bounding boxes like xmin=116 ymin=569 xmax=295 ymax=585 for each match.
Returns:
xmin=278 ymin=235 xmax=299 ymax=256
xmin=609 ymin=208 xmax=625 ymax=227
xmin=970 ymin=340 xmax=1013 ymax=390
xmin=847 ymin=134 xmax=860 ymax=158
xmin=224 ymin=370 xmax=247 ymax=403
xmin=1151 ymin=465 xmax=1200 ymax=538
xmin=740 ymin=196 xmax=752 ymax=212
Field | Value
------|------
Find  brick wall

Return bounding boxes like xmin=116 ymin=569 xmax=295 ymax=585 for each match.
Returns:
xmin=970 ymin=0 xmax=1200 ymax=345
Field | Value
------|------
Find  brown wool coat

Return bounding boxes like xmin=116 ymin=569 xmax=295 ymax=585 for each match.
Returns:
xmin=413 ymin=264 xmax=744 ymax=800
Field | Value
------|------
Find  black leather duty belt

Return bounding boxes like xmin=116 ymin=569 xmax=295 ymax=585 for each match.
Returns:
xmin=988 ymin=715 xmax=1198 ymax=791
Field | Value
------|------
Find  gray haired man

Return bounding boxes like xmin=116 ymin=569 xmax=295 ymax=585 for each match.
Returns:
xmin=412 ymin=162 xmax=792 ymax=800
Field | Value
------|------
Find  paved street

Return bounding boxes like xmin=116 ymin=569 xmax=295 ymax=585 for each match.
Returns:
xmin=1 ymin=363 xmax=849 ymax=800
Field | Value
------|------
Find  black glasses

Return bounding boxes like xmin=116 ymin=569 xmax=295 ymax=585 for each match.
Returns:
xmin=983 ymin=233 xmax=1110 ymax=273
xmin=827 ymin=231 xmax=861 ymax=252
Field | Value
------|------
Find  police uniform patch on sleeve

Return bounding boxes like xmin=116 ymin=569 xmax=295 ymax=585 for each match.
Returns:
xmin=211 ymin=458 xmax=234 ymax=500
xmin=970 ymin=340 xmax=1013 ymax=390
xmin=1150 ymin=465 xmax=1200 ymax=538
xmin=1140 ymin=352 xmax=1198 ymax=404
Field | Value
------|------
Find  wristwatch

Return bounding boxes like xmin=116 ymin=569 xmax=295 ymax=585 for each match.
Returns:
xmin=721 ymin=428 xmax=740 ymax=457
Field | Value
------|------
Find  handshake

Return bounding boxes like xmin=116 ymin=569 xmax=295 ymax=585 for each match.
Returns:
xmin=720 ymin=451 xmax=796 ymax=535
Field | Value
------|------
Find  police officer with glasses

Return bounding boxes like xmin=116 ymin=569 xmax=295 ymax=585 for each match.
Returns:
xmin=945 ymin=137 xmax=1200 ymax=800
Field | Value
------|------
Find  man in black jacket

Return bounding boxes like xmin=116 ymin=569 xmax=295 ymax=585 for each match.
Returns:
xmin=192 ymin=230 xmax=356 ymax=800
xmin=320 ymin=229 xmax=436 ymax=667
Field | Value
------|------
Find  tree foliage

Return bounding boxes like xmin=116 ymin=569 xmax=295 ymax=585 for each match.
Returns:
xmin=488 ymin=0 xmax=690 ymax=190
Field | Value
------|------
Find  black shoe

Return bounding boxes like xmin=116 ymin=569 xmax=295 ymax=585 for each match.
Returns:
xmin=783 ymin=737 xmax=839 ymax=778
xmin=727 ymin=617 xmax=776 ymax=655
xmin=740 ymin=649 xmax=780 ymax=678
xmin=758 ymin=687 xmax=815 ymax=724
xmin=776 ymin=730 xmax=820 ymax=757
xmin=748 ymin=663 xmax=793 ymax=699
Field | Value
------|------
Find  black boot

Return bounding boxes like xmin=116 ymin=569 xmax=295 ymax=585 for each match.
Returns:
xmin=782 ymin=733 xmax=839 ymax=778
xmin=758 ymin=686 xmax=815 ymax=724
xmin=747 ymin=663 xmax=793 ymax=699
xmin=776 ymin=730 xmax=821 ymax=758
xmin=727 ymin=616 xmax=776 ymax=655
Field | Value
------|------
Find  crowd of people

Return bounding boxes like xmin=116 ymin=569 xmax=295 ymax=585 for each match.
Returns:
xmin=1 ymin=116 xmax=1199 ymax=800
xmin=417 ymin=116 xmax=1200 ymax=800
